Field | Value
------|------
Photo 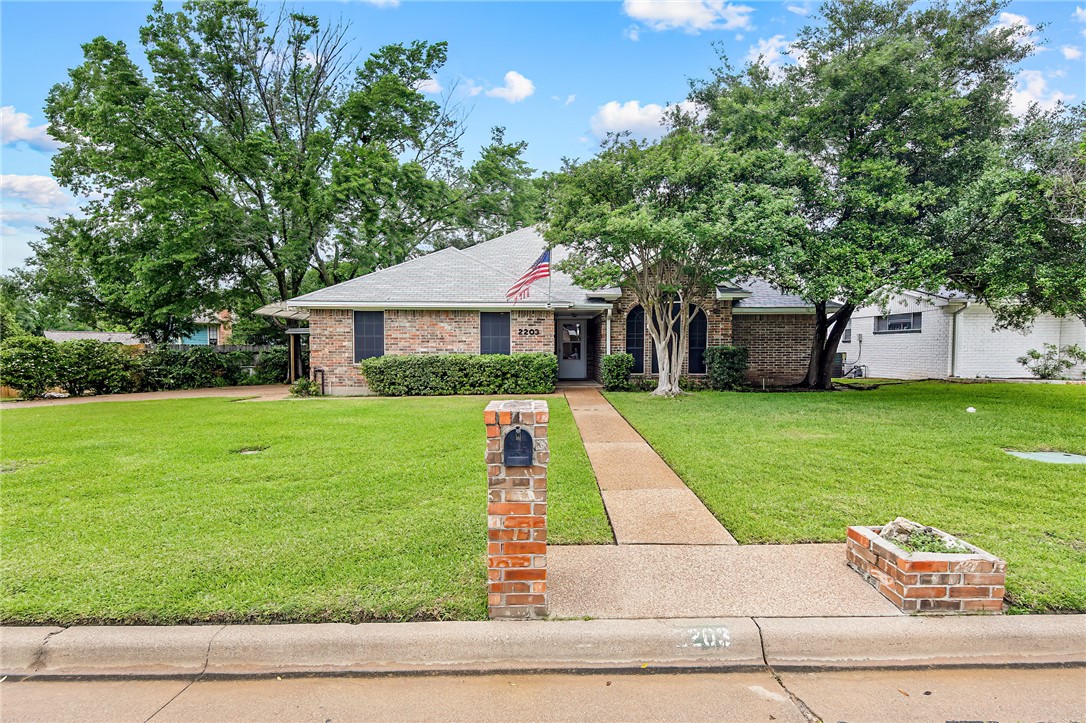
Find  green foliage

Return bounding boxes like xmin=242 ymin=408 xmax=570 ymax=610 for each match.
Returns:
xmin=547 ymin=130 xmax=804 ymax=395
xmin=248 ymin=347 xmax=290 ymax=385
xmin=1017 ymin=343 xmax=1086 ymax=380
xmin=360 ymin=353 xmax=557 ymax=396
xmin=289 ymin=378 xmax=323 ymax=397
xmin=703 ymin=345 xmax=749 ymax=390
xmin=600 ymin=353 xmax=635 ymax=391
xmin=56 ymin=340 xmax=138 ymax=396
xmin=0 ymin=336 xmax=61 ymax=399
xmin=138 ymin=347 xmax=245 ymax=390
xmin=895 ymin=530 xmax=965 ymax=555
xmin=0 ymin=304 xmax=25 ymax=341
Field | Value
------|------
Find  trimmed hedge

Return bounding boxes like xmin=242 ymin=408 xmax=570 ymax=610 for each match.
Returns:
xmin=360 ymin=353 xmax=558 ymax=396
xmin=600 ymin=353 xmax=634 ymax=391
xmin=704 ymin=345 xmax=749 ymax=390
xmin=0 ymin=336 xmax=60 ymax=399
xmin=58 ymin=340 xmax=138 ymax=396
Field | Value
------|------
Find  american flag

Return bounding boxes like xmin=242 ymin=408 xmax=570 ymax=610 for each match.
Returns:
xmin=506 ymin=250 xmax=551 ymax=301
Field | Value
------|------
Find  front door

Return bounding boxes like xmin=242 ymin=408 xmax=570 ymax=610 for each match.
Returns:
xmin=557 ymin=318 xmax=588 ymax=379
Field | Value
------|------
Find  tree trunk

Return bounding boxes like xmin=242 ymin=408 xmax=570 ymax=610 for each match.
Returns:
xmin=800 ymin=302 xmax=855 ymax=390
xmin=646 ymin=302 xmax=689 ymax=397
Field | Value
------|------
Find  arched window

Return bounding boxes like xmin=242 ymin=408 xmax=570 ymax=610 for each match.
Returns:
xmin=626 ymin=306 xmax=645 ymax=374
xmin=688 ymin=307 xmax=708 ymax=374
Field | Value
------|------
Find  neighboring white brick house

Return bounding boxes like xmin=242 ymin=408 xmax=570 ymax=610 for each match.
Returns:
xmin=839 ymin=291 xmax=1086 ymax=380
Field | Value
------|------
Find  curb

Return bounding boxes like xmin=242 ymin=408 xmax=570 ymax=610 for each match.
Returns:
xmin=2 ymin=615 xmax=1084 ymax=679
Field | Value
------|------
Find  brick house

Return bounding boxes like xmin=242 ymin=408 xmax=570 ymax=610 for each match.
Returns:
xmin=839 ymin=291 xmax=1086 ymax=379
xmin=286 ymin=227 xmax=824 ymax=395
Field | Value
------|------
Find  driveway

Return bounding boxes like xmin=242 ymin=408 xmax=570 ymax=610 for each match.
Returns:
xmin=1 ymin=385 xmax=291 ymax=409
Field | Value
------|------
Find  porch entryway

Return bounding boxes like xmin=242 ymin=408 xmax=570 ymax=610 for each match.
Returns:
xmin=555 ymin=313 xmax=601 ymax=381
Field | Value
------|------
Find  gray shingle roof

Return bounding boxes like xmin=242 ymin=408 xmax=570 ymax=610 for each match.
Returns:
xmin=43 ymin=330 xmax=143 ymax=344
xmin=289 ymin=227 xmax=615 ymax=308
xmin=287 ymin=227 xmax=815 ymax=312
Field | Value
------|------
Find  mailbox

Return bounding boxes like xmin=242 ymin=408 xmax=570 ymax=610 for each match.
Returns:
xmin=503 ymin=427 xmax=533 ymax=467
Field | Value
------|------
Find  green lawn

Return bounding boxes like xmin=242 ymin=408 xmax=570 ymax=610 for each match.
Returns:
xmin=606 ymin=382 xmax=1086 ymax=613
xmin=0 ymin=395 xmax=610 ymax=625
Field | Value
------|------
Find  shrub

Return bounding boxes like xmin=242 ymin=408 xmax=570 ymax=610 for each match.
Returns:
xmin=139 ymin=346 xmax=248 ymax=390
xmin=289 ymin=378 xmax=322 ymax=397
xmin=600 ymin=353 xmax=634 ymax=391
xmin=360 ymin=353 xmax=557 ymax=396
xmin=249 ymin=346 xmax=290 ymax=384
xmin=0 ymin=336 xmax=60 ymax=399
xmin=1017 ymin=343 xmax=1086 ymax=380
xmin=704 ymin=345 xmax=749 ymax=390
xmin=57 ymin=340 xmax=138 ymax=396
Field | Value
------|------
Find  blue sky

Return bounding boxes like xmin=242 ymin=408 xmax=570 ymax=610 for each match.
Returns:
xmin=2 ymin=0 xmax=1085 ymax=272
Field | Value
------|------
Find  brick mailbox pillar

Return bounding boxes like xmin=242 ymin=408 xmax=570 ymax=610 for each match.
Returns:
xmin=484 ymin=400 xmax=549 ymax=619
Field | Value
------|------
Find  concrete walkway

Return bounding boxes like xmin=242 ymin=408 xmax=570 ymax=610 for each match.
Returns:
xmin=2 ymin=385 xmax=291 ymax=408
xmin=563 ymin=387 xmax=735 ymax=545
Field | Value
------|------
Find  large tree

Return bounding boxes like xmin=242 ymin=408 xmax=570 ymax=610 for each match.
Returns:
xmin=545 ymin=130 xmax=807 ymax=396
xmin=36 ymin=0 xmax=535 ymax=340
xmin=693 ymin=0 xmax=1033 ymax=388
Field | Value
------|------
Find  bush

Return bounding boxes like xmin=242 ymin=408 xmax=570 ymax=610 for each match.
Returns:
xmin=57 ymin=340 xmax=138 ymax=396
xmin=0 ymin=336 xmax=60 ymax=399
xmin=289 ymin=378 xmax=322 ymax=397
xmin=600 ymin=353 xmax=634 ymax=391
xmin=704 ymin=345 xmax=749 ymax=390
xmin=360 ymin=353 xmax=558 ymax=396
xmin=1017 ymin=343 xmax=1086 ymax=380
xmin=138 ymin=346 xmax=247 ymax=390
xmin=249 ymin=346 xmax=290 ymax=384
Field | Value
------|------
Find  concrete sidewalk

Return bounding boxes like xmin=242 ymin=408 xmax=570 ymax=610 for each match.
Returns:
xmin=563 ymin=387 xmax=735 ymax=545
xmin=4 ymin=615 xmax=1083 ymax=679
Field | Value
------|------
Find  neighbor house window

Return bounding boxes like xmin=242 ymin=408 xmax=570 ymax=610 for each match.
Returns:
xmin=208 ymin=326 xmax=219 ymax=346
xmin=480 ymin=312 xmax=510 ymax=355
xmin=626 ymin=306 xmax=645 ymax=374
xmin=874 ymin=312 xmax=922 ymax=333
xmin=354 ymin=311 xmax=384 ymax=361
xmin=688 ymin=308 xmax=708 ymax=374
xmin=841 ymin=320 xmax=852 ymax=343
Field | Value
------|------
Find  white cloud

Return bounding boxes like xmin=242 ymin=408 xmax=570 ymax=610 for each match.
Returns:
xmin=1009 ymin=70 xmax=1074 ymax=116
xmin=623 ymin=24 xmax=641 ymax=41
xmin=745 ymin=35 xmax=796 ymax=77
xmin=551 ymin=94 xmax=576 ymax=105
xmin=415 ymin=77 xmax=442 ymax=94
xmin=485 ymin=71 xmax=535 ymax=103
xmin=1 ymin=106 xmax=62 ymax=153
xmin=1 ymin=175 xmax=71 ymax=208
xmin=362 ymin=0 xmax=400 ymax=7
xmin=589 ymin=99 xmax=698 ymax=138
xmin=1074 ymin=6 xmax=1086 ymax=22
xmin=992 ymin=11 xmax=1038 ymax=47
xmin=785 ymin=1 xmax=811 ymax=16
xmin=1062 ymin=45 xmax=1083 ymax=60
xmin=622 ymin=0 xmax=755 ymax=34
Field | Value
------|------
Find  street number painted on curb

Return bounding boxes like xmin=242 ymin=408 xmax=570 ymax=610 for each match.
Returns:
xmin=682 ymin=626 xmax=731 ymax=649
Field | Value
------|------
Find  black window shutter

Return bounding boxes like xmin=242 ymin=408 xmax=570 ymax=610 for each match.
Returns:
xmin=354 ymin=311 xmax=384 ymax=362
xmin=480 ymin=312 xmax=511 ymax=355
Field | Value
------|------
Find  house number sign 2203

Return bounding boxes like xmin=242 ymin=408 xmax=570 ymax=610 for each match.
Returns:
xmin=517 ymin=328 xmax=541 ymax=336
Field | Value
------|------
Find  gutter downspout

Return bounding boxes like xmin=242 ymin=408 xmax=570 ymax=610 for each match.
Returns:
xmin=950 ymin=302 xmax=970 ymax=378
xmin=605 ymin=308 xmax=612 ymax=356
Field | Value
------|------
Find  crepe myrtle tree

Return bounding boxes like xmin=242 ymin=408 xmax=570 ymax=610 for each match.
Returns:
xmin=545 ymin=130 xmax=806 ymax=396
xmin=692 ymin=0 xmax=1033 ymax=389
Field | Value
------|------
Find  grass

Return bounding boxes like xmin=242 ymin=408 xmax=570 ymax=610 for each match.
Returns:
xmin=605 ymin=381 xmax=1086 ymax=613
xmin=0 ymin=395 xmax=610 ymax=625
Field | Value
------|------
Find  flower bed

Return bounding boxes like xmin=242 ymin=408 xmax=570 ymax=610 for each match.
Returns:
xmin=846 ymin=520 xmax=1006 ymax=614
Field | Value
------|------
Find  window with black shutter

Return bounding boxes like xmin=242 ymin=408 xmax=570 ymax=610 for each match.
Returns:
xmin=353 ymin=311 xmax=384 ymax=362
xmin=480 ymin=312 xmax=511 ymax=355
xmin=626 ymin=306 xmax=645 ymax=373
xmin=688 ymin=308 xmax=708 ymax=374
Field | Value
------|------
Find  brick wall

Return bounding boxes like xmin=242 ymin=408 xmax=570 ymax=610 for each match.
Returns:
xmin=608 ymin=287 xmax=733 ymax=378
xmin=308 ymin=308 xmax=370 ymax=395
xmin=732 ymin=313 xmax=815 ymax=386
xmin=309 ymin=308 xmax=555 ymax=395
xmin=485 ymin=400 xmax=549 ymax=619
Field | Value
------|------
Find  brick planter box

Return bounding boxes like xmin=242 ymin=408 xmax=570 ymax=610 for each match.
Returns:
xmin=846 ymin=525 xmax=1006 ymax=614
